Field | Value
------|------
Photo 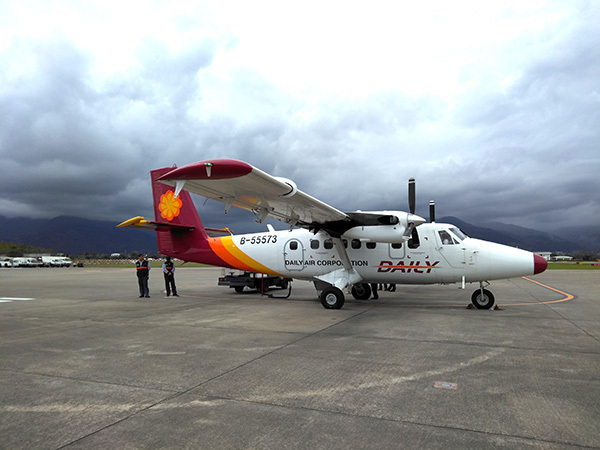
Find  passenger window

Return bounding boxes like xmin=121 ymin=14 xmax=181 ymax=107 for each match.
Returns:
xmin=408 ymin=228 xmax=420 ymax=249
xmin=391 ymin=243 xmax=402 ymax=249
xmin=289 ymin=241 xmax=298 ymax=250
xmin=366 ymin=242 xmax=377 ymax=249
xmin=311 ymin=240 xmax=320 ymax=249
xmin=324 ymin=239 xmax=333 ymax=249
xmin=351 ymin=239 xmax=361 ymax=249
xmin=342 ymin=239 xmax=348 ymax=248
xmin=438 ymin=230 xmax=456 ymax=245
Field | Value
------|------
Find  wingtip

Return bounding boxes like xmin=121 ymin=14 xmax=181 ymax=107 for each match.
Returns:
xmin=157 ymin=159 xmax=253 ymax=181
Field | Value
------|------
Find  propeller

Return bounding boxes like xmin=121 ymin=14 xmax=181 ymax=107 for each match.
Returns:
xmin=408 ymin=178 xmax=436 ymax=223
xmin=408 ymin=178 xmax=416 ymax=215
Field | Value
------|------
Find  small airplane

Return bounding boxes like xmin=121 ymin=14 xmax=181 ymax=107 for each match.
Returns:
xmin=118 ymin=159 xmax=547 ymax=309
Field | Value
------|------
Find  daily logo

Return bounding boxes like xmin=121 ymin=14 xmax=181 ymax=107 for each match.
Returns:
xmin=377 ymin=260 xmax=441 ymax=273
xmin=159 ymin=190 xmax=182 ymax=221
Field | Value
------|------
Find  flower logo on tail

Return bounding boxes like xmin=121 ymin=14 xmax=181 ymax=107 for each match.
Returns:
xmin=159 ymin=190 xmax=182 ymax=221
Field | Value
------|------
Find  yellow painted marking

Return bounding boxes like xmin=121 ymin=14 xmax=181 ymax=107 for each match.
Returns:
xmin=512 ymin=277 xmax=575 ymax=305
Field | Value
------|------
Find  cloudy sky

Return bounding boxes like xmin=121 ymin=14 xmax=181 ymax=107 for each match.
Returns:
xmin=1 ymin=0 xmax=598 ymax=233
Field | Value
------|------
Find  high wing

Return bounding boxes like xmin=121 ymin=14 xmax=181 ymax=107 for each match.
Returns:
xmin=157 ymin=159 xmax=349 ymax=228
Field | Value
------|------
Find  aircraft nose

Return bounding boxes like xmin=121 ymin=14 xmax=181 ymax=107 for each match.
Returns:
xmin=533 ymin=253 xmax=548 ymax=274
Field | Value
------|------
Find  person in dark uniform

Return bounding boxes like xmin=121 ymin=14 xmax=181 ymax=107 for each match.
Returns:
xmin=162 ymin=256 xmax=178 ymax=297
xmin=136 ymin=254 xmax=150 ymax=298
xmin=370 ymin=282 xmax=379 ymax=299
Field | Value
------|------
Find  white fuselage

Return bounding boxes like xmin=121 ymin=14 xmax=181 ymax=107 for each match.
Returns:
xmin=224 ymin=222 xmax=538 ymax=286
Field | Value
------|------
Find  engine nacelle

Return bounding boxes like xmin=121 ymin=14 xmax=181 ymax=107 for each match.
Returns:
xmin=342 ymin=211 xmax=425 ymax=243
xmin=343 ymin=225 xmax=408 ymax=243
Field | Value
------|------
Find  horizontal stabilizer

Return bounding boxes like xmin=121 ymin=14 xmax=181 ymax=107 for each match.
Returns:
xmin=117 ymin=216 xmax=194 ymax=232
xmin=205 ymin=227 xmax=233 ymax=237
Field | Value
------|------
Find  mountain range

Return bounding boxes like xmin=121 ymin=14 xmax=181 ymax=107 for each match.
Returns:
xmin=0 ymin=216 xmax=156 ymax=256
xmin=0 ymin=215 xmax=596 ymax=256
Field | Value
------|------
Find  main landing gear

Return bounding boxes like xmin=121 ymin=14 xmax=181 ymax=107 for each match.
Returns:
xmin=350 ymin=283 xmax=371 ymax=300
xmin=471 ymin=283 xmax=495 ymax=309
xmin=320 ymin=287 xmax=345 ymax=309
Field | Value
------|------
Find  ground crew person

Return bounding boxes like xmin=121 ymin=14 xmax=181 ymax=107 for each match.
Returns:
xmin=162 ymin=256 xmax=178 ymax=297
xmin=136 ymin=254 xmax=150 ymax=298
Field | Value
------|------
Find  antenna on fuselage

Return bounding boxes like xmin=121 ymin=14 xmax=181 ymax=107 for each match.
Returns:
xmin=429 ymin=200 xmax=435 ymax=223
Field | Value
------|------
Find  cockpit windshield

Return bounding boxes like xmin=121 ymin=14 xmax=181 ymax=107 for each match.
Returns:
xmin=449 ymin=227 xmax=468 ymax=241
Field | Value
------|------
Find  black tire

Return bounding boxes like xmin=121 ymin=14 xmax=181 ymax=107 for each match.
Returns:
xmin=351 ymin=283 xmax=371 ymax=300
xmin=471 ymin=288 xmax=495 ymax=309
xmin=234 ymin=286 xmax=244 ymax=293
xmin=253 ymin=280 xmax=269 ymax=292
xmin=280 ymin=280 xmax=289 ymax=290
xmin=320 ymin=287 xmax=345 ymax=309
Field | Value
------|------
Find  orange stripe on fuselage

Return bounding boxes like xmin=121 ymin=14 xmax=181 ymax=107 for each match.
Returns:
xmin=208 ymin=236 xmax=283 ymax=276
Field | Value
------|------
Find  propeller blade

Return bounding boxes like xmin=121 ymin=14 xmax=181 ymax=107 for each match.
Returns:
xmin=429 ymin=200 xmax=435 ymax=223
xmin=408 ymin=178 xmax=416 ymax=215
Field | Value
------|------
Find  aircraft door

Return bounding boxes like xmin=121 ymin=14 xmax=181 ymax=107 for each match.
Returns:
xmin=389 ymin=242 xmax=405 ymax=259
xmin=284 ymin=239 xmax=305 ymax=272
xmin=436 ymin=229 xmax=466 ymax=268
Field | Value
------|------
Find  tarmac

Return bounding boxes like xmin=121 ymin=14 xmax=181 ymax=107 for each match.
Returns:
xmin=0 ymin=266 xmax=598 ymax=449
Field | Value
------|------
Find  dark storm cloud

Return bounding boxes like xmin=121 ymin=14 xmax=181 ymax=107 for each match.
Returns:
xmin=444 ymin=16 xmax=600 ymax=229
xmin=0 ymin=35 xmax=218 ymax=220
xmin=0 ymin=2 xmax=598 ymax=234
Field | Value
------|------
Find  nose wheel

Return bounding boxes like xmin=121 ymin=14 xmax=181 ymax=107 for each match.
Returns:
xmin=471 ymin=288 xmax=495 ymax=309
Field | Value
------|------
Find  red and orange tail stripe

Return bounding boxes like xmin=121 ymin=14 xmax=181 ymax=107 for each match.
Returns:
xmin=208 ymin=236 xmax=284 ymax=276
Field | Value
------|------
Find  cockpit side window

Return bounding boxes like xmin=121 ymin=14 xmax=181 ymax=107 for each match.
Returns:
xmin=438 ymin=230 xmax=457 ymax=245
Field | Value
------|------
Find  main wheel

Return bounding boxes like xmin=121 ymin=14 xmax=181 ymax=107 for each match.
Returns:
xmin=234 ymin=286 xmax=244 ymax=293
xmin=254 ymin=279 xmax=269 ymax=292
xmin=471 ymin=288 xmax=495 ymax=309
xmin=351 ymin=283 xmax=371 ymax=300
xmin=320 ymin=287 xmax=345 ymax=309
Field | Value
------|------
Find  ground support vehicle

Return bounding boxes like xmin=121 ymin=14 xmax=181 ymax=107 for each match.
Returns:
xmin=218 ymin=270 xmax=291 ymax=294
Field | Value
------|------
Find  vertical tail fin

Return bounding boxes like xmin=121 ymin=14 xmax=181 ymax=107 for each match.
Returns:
xmin=150 ymin=167 xmax=208 ymax=257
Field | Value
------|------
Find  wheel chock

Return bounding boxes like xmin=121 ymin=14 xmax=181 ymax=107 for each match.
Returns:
xmin=466 ymin=304 xmax=474 ymax=309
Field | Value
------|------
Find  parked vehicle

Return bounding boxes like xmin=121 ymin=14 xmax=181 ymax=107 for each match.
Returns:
xmin=41 ymin=256 xmax=62 ymax=267
xmin=12 ymin=257 xmax=40 ymax=267
xmin=0 ymin=258 xmax=12 ymax=268
xmin=218 ymin=270 xmax=291 ymax=293
xmin=56 ymin=257 xmax=72 ymax=267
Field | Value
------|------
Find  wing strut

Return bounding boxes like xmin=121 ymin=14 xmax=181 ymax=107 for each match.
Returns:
xmin=332 ymin=237 xmax=353 ymax=271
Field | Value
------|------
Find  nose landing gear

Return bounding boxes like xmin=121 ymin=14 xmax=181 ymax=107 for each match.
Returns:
xmin=471 ymin=282 xmax=495 ymax=309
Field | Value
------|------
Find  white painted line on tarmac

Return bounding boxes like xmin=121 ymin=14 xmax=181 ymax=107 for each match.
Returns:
xmin=0 ymin=297 xmax=35 ymax=302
